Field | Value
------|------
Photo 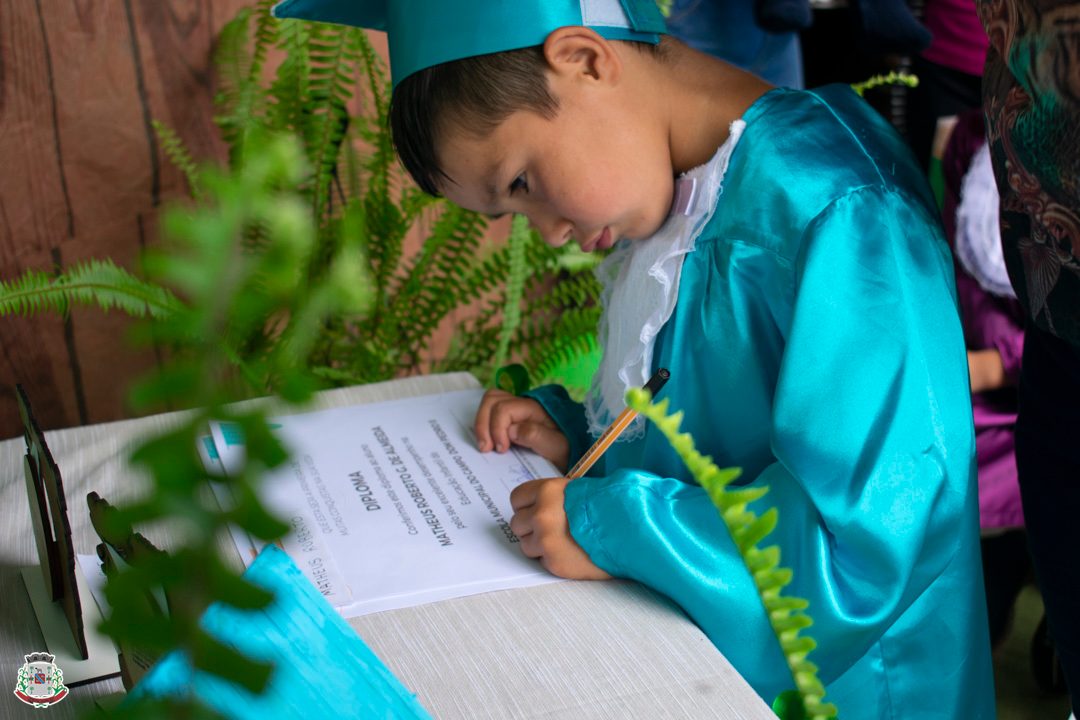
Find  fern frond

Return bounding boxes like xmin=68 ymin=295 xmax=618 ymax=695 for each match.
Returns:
xmin=528 ymin=331 xmax=599 ymax=389
xmin=305 ymin=24 xmax=359 ymax=223
xmin=214 ymin=7 xmax=255 ymax=116
xmin=354 ymin=29 xmax=399 ymax=298
xmin=249 ymin=0 xmax=280 ymax=73
xmin=489 ymin=214 xmax=530 ymax=380
xmin=524 ymin=271 xmax=603 ymax=315
xmin=399 ymin=187 xmax=438 ymax=229
xmin=354 ymin=28 xmax=390 ymax=128
xmin=214 ymin=2 xmax=279 ymax=164
xmin=364 ymin=187 xmax=406 ymax=305
xmin=199 ymin=4 xmax=608 ymax=401
xmin=0 ymin=259 xmax=183 ymax=319
xmin=514 ymin=304 xmax=601 ymax=352
xmin=268 ymin=19 xmax=312 ymax=139
xmin=452 ymin=244 xmax=516 ymax=306
xmin=152 ymin=121 xmax=203 ymax=201
xmin=851 ymin=71 xmax=919 ymax=97
xmin=339 ymin=128 xmax=365 ymax=202
xmin=625 ymin=389 xmax=839 ymax=720
xmin=309 ymin=364 xmax=366 ymax=385
xmin=436 ymin=326 xmax=500 ymax=377
xmin=381 ymin=203 xmax=486 ymax=364
xmin=445 ymin=223 xmax=564 ymax=313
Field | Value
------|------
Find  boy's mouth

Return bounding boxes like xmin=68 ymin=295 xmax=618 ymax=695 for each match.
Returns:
xmin=583 ymin=227 xmax=613 ymax=252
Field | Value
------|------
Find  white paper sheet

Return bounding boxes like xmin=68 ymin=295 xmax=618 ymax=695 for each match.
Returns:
xmin=208 ymin=388 xmax=564 ymax=617
xmin=77 ymin=553 xmax=110 ymax=614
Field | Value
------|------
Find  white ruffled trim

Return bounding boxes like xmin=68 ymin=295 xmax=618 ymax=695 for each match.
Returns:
xmin=956 ymin=142 xmax=1015 ymax=298
xmin=585 ymin=120 xmax=745 ymax=440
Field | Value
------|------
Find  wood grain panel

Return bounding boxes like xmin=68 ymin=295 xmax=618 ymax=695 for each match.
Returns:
xmin=0 ymin=3 xmax=495 ymax=441
xmin=0 ymin=0 xmax=96 ymax=439
xmin=41 ymin=0 xmax=163 ymax=433
xmin=0 ymin=0 xmax=248 ymax=439
xmin=0 ymin=0 xmax=73 ymax=264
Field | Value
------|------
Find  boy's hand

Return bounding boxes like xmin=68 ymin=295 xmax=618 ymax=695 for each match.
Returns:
xmin=509 ymin=477 xmax=611 ymax=581
xmin=474 ymin=389 xmax=569 ymax=472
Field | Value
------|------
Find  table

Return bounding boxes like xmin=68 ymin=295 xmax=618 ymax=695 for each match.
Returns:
xmin=0 ymin=373 xmax=774 ymax=719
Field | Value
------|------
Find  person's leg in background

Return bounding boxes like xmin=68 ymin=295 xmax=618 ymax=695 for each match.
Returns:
xmin=1015 ymin=325 xmax=1080 ymax=713
xmin=981 ymin=527 xmax=1030 ymax=649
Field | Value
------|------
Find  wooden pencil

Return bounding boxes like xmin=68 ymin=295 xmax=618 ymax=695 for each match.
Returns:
xmin=566 ymin=368 xmax=670 ymax=479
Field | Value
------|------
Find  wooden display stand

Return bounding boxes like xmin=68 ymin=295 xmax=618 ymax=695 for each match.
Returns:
xmin=16 ymin=385 xmax=120 ymax=685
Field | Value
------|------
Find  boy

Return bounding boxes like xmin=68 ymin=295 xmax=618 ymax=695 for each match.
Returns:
xmin=275 ymin=1 xmax=996 ymax=716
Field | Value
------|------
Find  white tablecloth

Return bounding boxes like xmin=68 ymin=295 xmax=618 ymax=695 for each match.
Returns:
xmin=0 ymin=373 xmax=773 ymax=719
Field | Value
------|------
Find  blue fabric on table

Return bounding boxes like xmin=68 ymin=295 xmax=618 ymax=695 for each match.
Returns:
xmin=127 ymin=545 xmax=430 ymax=719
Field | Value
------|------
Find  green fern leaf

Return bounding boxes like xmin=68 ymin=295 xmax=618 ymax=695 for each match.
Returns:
xmin=0 ymin=259 xmax=183 ymax=320
xmin=490 ymin=214 xmax=530 ymax=380
xmin=625 ymin=388 xmax=838 ymax=720
xmin=304 ymin=25 xmax=359 ymax=223
xmin=152 ymin=121 xmax=203 ymax=201
xmin=268 ymin=19 xmax=312 ymax=140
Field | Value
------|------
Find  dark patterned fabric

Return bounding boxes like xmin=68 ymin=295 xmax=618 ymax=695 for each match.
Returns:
xmin=978 ymin=0 xmax=1080 ymax=344
xmin=977 ymin=2 xmax=1080 ymax=709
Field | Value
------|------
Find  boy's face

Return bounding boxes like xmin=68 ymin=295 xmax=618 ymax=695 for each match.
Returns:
xmin=435 ymin=71 xmax=675 ymax=251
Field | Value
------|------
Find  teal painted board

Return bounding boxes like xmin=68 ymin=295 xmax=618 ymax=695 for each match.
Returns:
xmin=127 ymin=545 xmax=431 ymax=718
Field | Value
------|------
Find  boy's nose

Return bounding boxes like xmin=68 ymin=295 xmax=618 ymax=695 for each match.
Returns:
xmin=529 ymin=215 xmax=573 ymax=248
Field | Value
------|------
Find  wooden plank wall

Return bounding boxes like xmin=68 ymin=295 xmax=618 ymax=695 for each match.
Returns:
xmin=1 ymin=2 xmax=491 ymax=442
xmin=0 ymin=0 xmax=256 ymax=440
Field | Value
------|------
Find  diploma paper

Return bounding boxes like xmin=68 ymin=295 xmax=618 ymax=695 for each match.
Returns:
xmin=208 ymin=389 xmax=564 ymax=617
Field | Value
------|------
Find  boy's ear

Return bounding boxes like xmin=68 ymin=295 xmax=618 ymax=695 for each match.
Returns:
xmin=542 ymin=26 xmax=622 ymax=85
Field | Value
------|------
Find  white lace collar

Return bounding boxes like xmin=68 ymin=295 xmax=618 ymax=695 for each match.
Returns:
xmin=584 ymin=120 xmax=745 ymax=440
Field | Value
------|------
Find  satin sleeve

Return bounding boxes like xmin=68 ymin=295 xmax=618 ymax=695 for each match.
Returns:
xmin=565 ymin=186 xmax=975 ymax=697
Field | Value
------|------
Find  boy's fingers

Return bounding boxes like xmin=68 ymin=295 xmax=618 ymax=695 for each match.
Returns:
xmin=508 ymin=503 xmax=536 ymax=539
xmin=543 ymin=552 xmax=613 ymax=581
xmin=474 ymin=389 xmax=512 ymax=451
xmin=508 ymin=477 xmax=608 ymax=580
xmin=475 ymin=392 xmax=561 ymax=455
xmin=489 ymin=399 xmax=547 ymax=453
xmin=510 ymin=478 xmax=542 ymax=511
xmin=519 ymin=531 xmax=543 ymax=559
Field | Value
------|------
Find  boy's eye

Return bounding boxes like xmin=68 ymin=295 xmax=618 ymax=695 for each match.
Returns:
xmin=509 ymin=173 xmax=529 ymax=195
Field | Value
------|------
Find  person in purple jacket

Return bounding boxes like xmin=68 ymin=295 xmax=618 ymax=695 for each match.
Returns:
xmin=941 ymin=108 xmax=1030 ymax=650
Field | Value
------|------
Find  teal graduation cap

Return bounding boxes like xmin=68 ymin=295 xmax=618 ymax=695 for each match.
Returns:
xmin=272 ymin=0 xmax=668 ymax=88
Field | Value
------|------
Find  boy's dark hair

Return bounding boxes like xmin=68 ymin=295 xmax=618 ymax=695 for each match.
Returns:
xmin=389 ymin=46 xmax=558 ymax=197
xmin=389 ymin=40 xmax=667 ymax=197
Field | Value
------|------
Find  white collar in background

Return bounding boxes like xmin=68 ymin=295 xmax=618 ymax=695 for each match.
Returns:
xmin=956 ymin=142 xmax=1014 ymax=298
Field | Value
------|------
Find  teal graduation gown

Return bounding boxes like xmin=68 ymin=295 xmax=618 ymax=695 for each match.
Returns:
xmin=528 ymin=86 xmax=996 ymax=719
